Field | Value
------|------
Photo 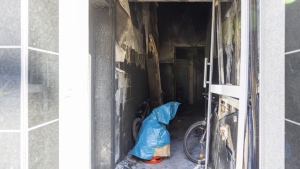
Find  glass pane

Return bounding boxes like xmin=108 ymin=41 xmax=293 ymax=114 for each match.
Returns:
xmin=210 ymin=94 xmax=238 ymax=168
xmin=212 ymin=1 xmax=241 ymax=85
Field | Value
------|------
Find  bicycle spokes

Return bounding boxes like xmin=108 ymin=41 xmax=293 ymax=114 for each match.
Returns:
xmin=183 ymin=121 xmax=207 ymax=164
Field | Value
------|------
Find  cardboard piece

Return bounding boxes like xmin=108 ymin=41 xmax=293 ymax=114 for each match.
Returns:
xmin=153 ymin=144 xmax=170 ymax=157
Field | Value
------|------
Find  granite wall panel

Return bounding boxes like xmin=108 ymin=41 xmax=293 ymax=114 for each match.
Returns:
xmin=29 ymin=0 xmax=59 ymax=52
xmin=0 ymin=0 xmax=21 ymax=46
xmin=0 ymin=49 xmax=21 ymax=130
xmin=0 ymin=133 xmax=20 ymax=169
xmin=0 ymin=0 xmax=59 ymax=168
xmin=285 ymin=1 xmax=300 ymax=168
xmin=286 ymin=1 xmax=300 ymax=52
xmin=28 ymin=122 xmax=58 ymax=169
xmin=285 ymin=122 xmax=300 ymax=169
xmin=285 ymin=53 xmax=300 ymax=123
xmin=28 ymin=50 xmax=59 ymax=128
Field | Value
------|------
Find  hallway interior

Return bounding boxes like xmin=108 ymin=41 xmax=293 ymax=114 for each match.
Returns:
xmin=116 ymin=104 xmax=206 ymax=169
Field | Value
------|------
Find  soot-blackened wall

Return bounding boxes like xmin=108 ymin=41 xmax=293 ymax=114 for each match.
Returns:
xmin=157 ymin=3 xmax=210 ymax=63
xmin=115 ymin=1 xmax=155 ymax=163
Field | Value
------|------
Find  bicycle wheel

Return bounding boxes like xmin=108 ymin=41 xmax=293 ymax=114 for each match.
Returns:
xmin=183 ymin=121 xmax=207 ymax=164
xmin=132 ymin=118 xmax=142 ymax=141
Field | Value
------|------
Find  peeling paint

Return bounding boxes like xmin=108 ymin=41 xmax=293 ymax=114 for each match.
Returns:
xmin=117 ymin=72 xmax=130 ymax=88
xmin=115 ymin=127 xmax=120 ymax=163
xmin=116 ymin=43 xmax=126 ymax=62
xmin=115 ymin=86 xmax=122 ymax=162
xmin=115 ymin=89 xmax=122 ymax=116
xmin=116 ymin=0 xmax=154 ymax=73
xmin=116 ymin=0 xmax=146 ymax=55
xmin=123 ymin=26 xmax=144 ymax=54
xmin=119 ymin=0 xmax=131 ymax=17
xmin=115 ymin=71 xmax=130 ymax=114
xmin=115 ymin=69 xmax=132 ymax=163
xmin=117 ymin=45 xmax=146 ymax=69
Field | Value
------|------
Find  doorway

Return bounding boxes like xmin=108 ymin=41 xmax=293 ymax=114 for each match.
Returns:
xmin=114 ymin=1 xmax=212 ymax=167
xmin=113 ymin=0 xmax=257 ymax=168
xmin=174 ymin=46 xmax=206 ymax=108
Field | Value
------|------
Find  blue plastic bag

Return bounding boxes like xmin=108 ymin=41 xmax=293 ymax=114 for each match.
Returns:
xmin=131 ymin=102 xmax=180 ymax=160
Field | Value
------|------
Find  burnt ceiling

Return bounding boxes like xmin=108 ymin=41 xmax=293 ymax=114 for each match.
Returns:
xmin=157 ymin=2 xmax=211 ymax=43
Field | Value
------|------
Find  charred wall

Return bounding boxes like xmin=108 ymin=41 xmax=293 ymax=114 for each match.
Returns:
xmin=157 ymin=3 xmax=210 ymax=63
xmin=156 ymin=3 xmax=210 ymax=104
xmin=115 ymin=0 xmax=158 ymax=163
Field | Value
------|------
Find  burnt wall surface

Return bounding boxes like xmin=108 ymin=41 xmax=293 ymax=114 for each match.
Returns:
xmin=156 ymin=3 xmax=210 ymax=106
xmin=115 ymin=0 xmax=151 ymax=163
xmin=285 ymin=1 xmax=300 ymax=168
xmin=157 ymin=2 xmax=211 ymax=63
xmin=115 ymin=61 xmax=149 ymax=162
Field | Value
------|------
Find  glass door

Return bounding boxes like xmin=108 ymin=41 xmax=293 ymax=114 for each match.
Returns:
xmin=204 ymin=0 xmax=249 ymax=168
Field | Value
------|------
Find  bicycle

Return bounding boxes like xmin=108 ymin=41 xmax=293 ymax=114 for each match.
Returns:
xmin=183 ymin=94 xmax=219 ymax=164
xmin=132 ymin=99 xmax=151 ymax=141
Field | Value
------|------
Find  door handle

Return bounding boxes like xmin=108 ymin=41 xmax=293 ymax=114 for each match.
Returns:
xmin=203 ymin=58 xmax=210 ymax=88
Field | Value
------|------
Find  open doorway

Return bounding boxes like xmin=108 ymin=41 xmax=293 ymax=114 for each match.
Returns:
xmin=174 ymin=46 xmax=206 ymax=108
xmin=160 ymin=46 xmax=207 ymax=115
xmin=114 ymin=1 xmax=212 ymax=167
xmin=156 ymin=2 xmax=211 ymax=120
xmin=111 ymin=0 xmax=255 ymax=168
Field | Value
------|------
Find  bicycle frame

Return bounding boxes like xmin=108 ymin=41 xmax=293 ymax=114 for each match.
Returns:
xmin=200 ymin=101 xmax=218 ymax=147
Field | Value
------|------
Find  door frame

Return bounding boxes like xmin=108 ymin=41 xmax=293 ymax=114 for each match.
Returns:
xmin=173 ymin=45 xmax=205 ymax=105
xmin=59 ymin=1 xmax=91 ymax=169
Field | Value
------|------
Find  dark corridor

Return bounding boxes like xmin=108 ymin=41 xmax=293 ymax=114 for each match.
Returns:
xmin=115 ymin=1 xmax=213 ymax=168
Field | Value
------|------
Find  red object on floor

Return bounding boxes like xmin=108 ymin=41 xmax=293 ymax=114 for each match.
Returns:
xmin=143 ymin=156 xmax=164 ymax=164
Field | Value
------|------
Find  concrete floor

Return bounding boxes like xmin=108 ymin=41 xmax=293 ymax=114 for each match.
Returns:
xmin=116 ymin=105 xmax=206 ymax=169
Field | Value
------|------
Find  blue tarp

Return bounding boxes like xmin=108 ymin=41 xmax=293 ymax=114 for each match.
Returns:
xmin=131 ymin=102 xmax=180 ymax=160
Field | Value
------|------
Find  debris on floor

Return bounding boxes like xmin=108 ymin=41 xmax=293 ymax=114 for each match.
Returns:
xmin=115 ymin=153 xmax=140 ymax=169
